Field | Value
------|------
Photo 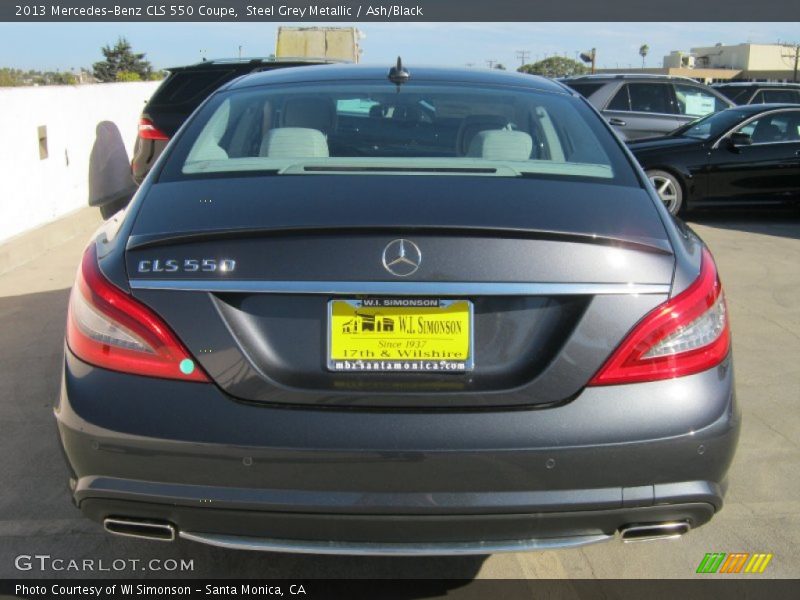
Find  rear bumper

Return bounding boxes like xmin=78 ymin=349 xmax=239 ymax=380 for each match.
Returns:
xmin=56 ymin=349 xmax=740 ymax=553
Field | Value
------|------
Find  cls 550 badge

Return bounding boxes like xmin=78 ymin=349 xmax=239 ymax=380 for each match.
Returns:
xmin=137 ymin=259 xmax=236 ymax=273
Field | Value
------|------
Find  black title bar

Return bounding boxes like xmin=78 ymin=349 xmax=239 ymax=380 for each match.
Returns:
xmin=2 ymin=579 xmax=800 ymax=600
xmin=3 ymin=0 xmax=799 ymax=22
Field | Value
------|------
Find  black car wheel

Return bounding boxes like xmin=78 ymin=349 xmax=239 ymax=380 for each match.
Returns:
xmin=647 ymin=170 xmax=683 ymax=216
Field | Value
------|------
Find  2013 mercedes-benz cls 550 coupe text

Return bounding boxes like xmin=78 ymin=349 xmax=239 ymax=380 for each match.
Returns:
xmin=56 ymin=63 xmax=739 ymax=554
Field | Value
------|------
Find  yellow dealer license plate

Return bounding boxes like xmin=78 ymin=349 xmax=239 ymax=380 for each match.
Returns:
xmin=328 ymin=298 xmax=473 ymax=373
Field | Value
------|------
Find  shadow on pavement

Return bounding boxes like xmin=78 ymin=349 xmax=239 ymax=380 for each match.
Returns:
xmin=0 ymin=287 xmax=486 ymax=585
xmin=686 ymin=205 xmax=800 ymax=240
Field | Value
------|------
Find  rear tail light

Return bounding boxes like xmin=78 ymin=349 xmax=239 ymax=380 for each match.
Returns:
xmin=589 ymin=247 xmax=730 ymax=386
xmin=66 ymin=245 xmax=209 ymax=382
xmin=137 ymin=117 xmax=169 ymax=141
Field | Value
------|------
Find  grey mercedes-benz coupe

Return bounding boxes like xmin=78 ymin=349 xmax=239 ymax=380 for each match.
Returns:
xmin=56 ymin=63 xmax=739 ymax=554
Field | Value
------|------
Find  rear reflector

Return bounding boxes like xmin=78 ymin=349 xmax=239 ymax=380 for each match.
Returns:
xmin=66 ymin=245 xmax=209 ymax=382
xmin=138 ymin=117 xmax=169 ymax=141
xmin=589 ymin=247 xmax=730 ymax=386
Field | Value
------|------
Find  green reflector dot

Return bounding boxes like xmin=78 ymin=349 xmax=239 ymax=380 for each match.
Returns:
xmin=179 ymin=359 xmax=195 ymax=375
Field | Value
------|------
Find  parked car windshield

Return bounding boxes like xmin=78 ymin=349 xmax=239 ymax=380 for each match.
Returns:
xmin=674 ymin=108 xmax=751 ymax=140
xmin=164 ymin=81 xmax=637 ymax=185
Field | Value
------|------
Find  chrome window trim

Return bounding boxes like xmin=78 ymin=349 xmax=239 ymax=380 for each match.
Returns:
xmin=738 ymin=139 xmax=800 ymax=147
xmin=129 ymin=279 xmax=671 ymax=296
xmin=606 ymin=109 xmax=683 ymax=119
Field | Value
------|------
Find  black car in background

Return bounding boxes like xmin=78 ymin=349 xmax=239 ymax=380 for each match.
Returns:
xmin=130 ymin=58 xmax=335 ymax=186
xmin=561 ymin=74 xmax=733 ymax=140
xmin=713 ymin=82 xmax=800 ymax=105
xmin=628 ymin=104 xmax=800 ymax=215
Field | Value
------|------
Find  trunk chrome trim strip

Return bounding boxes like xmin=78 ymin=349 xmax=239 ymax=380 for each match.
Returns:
xmin=129 ymin=280 xmax=670 ymax=296
xmin=179 ymin=530 xmax=613 ymax=555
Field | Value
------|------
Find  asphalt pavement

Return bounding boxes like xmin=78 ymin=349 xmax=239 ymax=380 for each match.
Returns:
xmin=0 ymin=207 xmax=797 ymax=581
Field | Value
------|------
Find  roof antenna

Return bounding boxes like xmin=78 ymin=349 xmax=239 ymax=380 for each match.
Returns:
xmin=388 ymin=56 xmax=410 ymax=91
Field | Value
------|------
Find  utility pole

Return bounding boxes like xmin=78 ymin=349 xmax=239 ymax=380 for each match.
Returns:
xmin=579 ymin=48 xmax=596 ymax=74
xmin=486 ymin=59 xmax=497 ymax=69
xmin=780 ymin=42 xmax=799 ymax=82
xmin=516 ymin=50 xmax=531 ymax=67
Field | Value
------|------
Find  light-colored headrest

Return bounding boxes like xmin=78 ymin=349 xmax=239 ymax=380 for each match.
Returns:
xmin=467 ymin=130 xmax=533 ymax=161
xmin=260 ymin=127 xmax=329 ymax=158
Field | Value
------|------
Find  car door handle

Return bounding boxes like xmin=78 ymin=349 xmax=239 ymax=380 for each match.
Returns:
xmin=608 ymin=118 xmax=627 ymax=126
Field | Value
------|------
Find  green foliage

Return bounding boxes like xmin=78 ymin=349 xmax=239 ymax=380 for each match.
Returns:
xmin=93 ymin=37 xmax=152 ymax=82
xmin=0 ymin=68 xmax=22 ymax=86
xmin=517 ymin=56 xmax=588 ymax=78
xmin=494 ymin=63 xmax=507 ymax=70
xmin=0 ymin=67 xmax=79 ymax=86
xmin=51 ymin=72 xmax=77 ymax=85
xmin=639 ymin=44 xmax=650 ymax=67
xmin=116 ymin=71 xmax=142 ymax=82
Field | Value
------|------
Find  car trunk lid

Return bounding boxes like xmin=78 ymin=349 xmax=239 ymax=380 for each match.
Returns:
xmin=126 ymin=175 xmax=673 ymax=407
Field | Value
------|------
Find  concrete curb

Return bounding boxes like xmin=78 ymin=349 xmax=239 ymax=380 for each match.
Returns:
xmin=0 ymin=207 xmax=103 ymax=276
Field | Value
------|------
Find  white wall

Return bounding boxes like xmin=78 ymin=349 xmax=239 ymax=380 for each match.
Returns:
xmin=0 ymin=81 xmax=160 ymax=244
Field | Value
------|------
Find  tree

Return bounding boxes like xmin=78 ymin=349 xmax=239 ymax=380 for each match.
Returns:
xmin=0 ymin=68 xmax=22 ymax=86
xmin=93 ymin=37 xmax=152 ymax=82
xmin=116 ymin=71 xmax=142 ymax=82
xmin=517 ymin=56 xmax=587 ymax=78
xmin=494 ymin=63 xmax=507 ymax=70
xmin=51 ymin=71 xmax=77 ymax=85
xmin=639 ymin=44 xmax=649 ymax=68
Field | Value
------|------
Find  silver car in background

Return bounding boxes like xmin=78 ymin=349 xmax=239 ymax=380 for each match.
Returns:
xmin=562 ymin=74 xmax=734 ymax=140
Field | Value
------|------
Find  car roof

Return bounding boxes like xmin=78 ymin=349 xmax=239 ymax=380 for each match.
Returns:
xmin=225 ymin=64 xmax=570 ymax=94
xmin=713 ymin=82 xmax=800 ymax=88
xmin=562 ymin=73 xmax=699 ymax=83
xmin=165 ymin=57 xmax=343 ymax=72
xmin=726 ymin=102 xmax=800 ymax=113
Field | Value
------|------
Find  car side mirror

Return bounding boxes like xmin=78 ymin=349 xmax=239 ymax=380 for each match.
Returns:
xmin=728 ymin=131 xmax=752 ymax=147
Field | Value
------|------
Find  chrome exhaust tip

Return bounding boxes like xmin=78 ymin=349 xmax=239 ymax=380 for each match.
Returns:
xmin=619 ymin=521 xmax=690 ymax=543
xmin=103 ymin=517 xmax=176 ymax=542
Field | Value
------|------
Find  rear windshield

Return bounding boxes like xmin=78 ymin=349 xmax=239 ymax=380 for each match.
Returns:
xmin=149 ymin=69 xmax=237 ymax=108
xmin=161 ymin=81 xmax=637 ymax=185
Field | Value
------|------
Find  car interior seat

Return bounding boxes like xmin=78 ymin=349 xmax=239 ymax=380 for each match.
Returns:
xmin=260 ymin=127 xmax=330 ymax=158
xmin=456 ymin=115 xmax=511 ymax=156
xmin=466 ymin=130 xmax=533 ymax=161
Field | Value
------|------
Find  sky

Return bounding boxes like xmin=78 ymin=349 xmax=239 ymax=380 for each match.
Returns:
xmin=0 ymin=22 xmax=797 ymax=72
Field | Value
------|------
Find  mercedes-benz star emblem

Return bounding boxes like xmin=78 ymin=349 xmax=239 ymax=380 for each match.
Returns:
xmin=382 ymin=239 xmax=422 ymax=277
